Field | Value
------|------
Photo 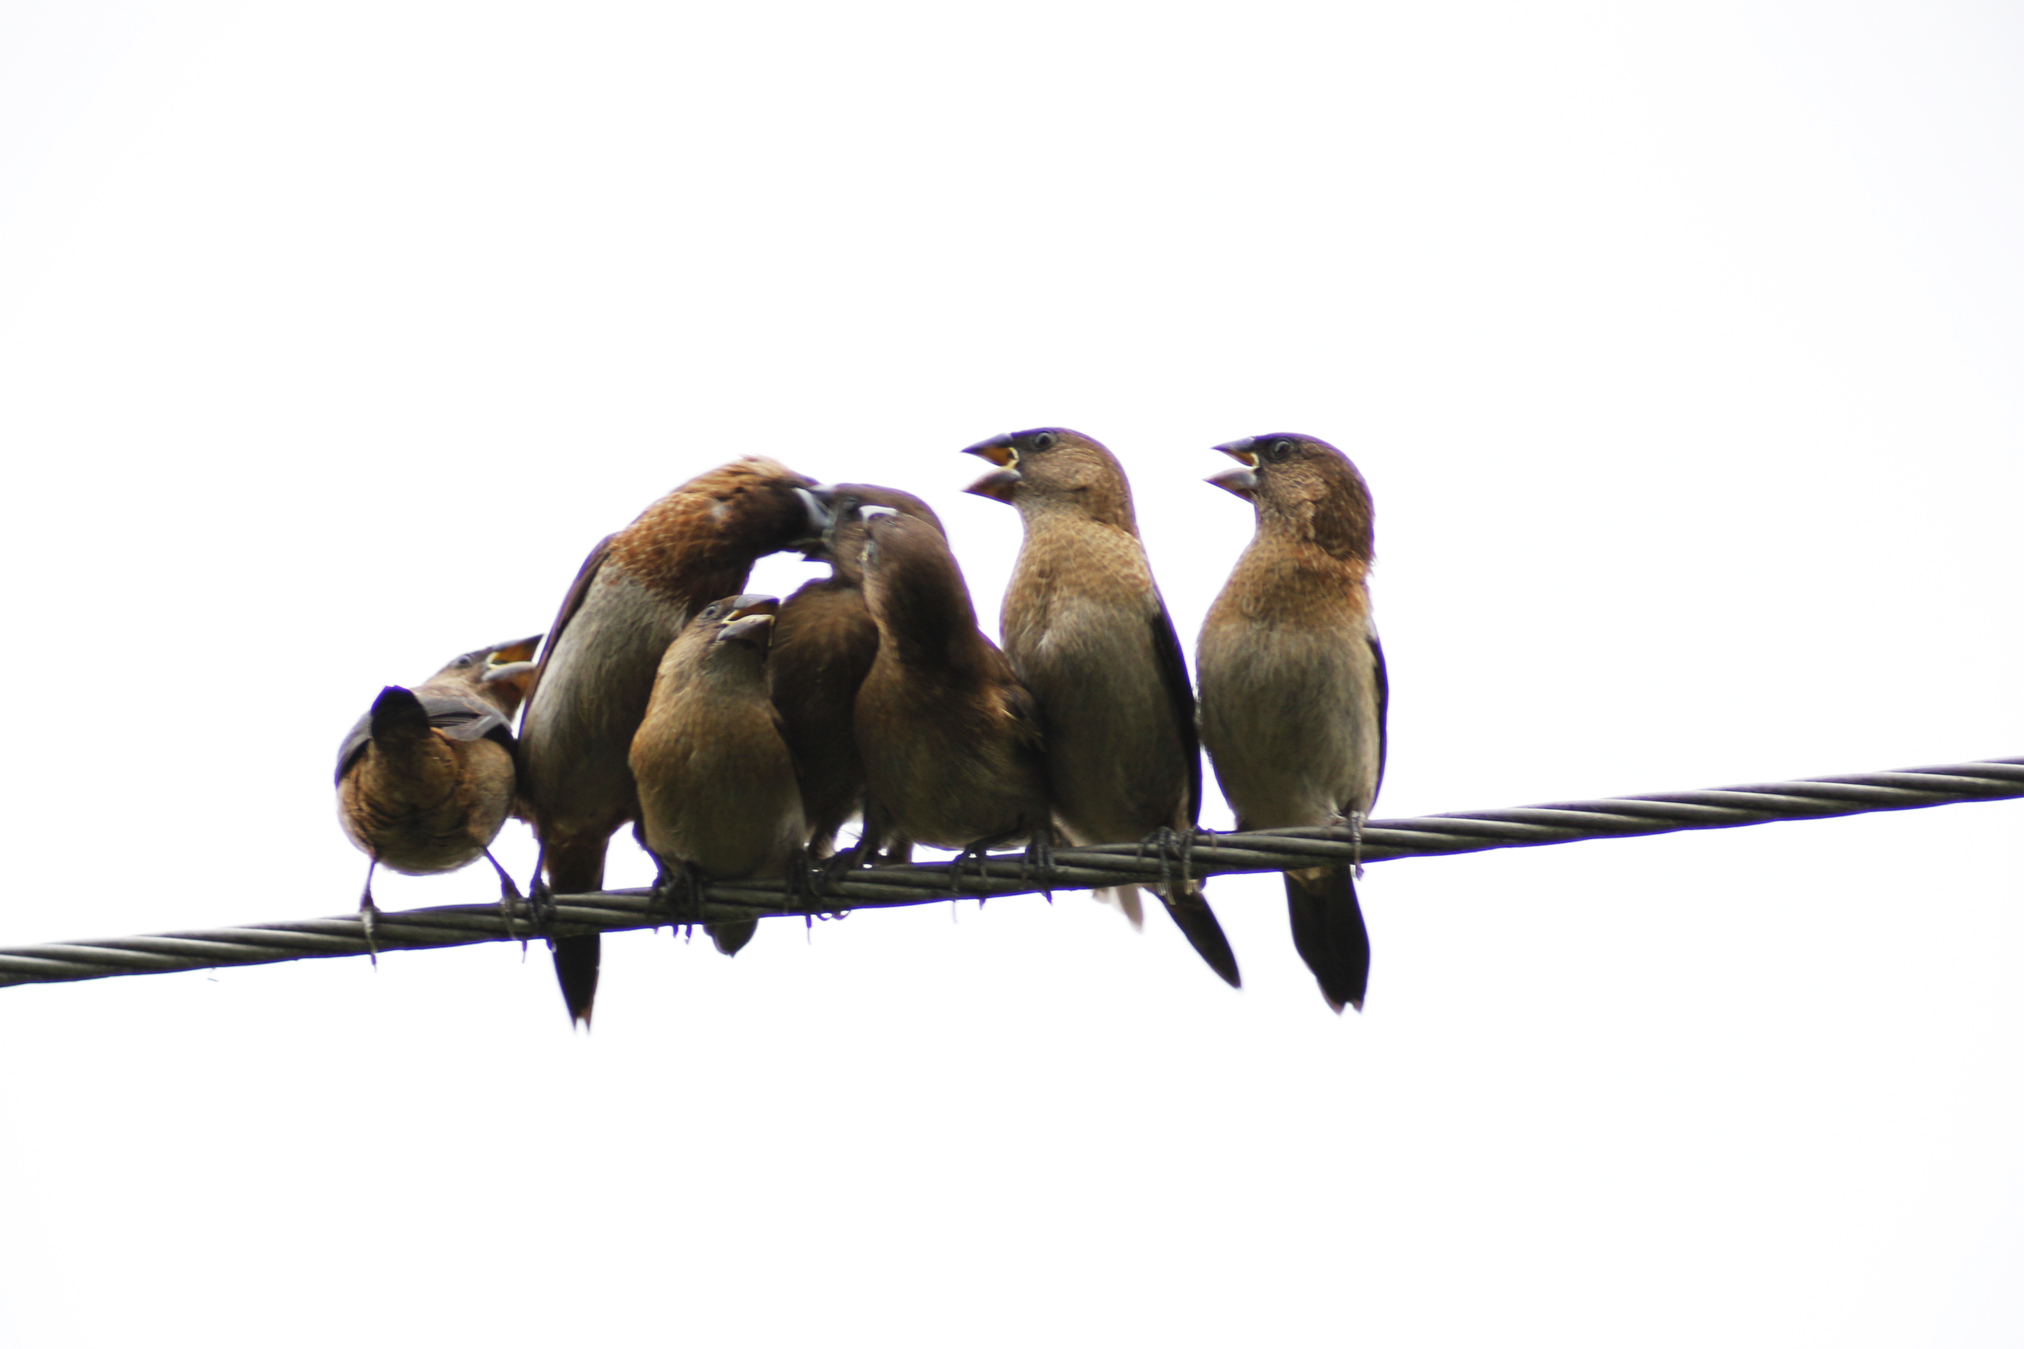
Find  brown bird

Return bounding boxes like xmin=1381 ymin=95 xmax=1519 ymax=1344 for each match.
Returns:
xmin=768 ymin=485 xmax=945 ymax=858
xmin=1196 ymin=433 xmax=1386 ymax=1013
xmin=631 ymin=594 xmax=804 ymax=957
xmin=963 ymin=427 xmax=1240 ymax=989
xmin=517 ymin=457 xmax=818 ymax=1025
xmin=847 ymin=502 xmax=1052 ymax=867
xmin=336 ymin=636 xmax=542 ymax=947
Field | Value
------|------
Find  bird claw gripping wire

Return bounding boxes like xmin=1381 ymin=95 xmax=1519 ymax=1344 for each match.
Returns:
xmin=648 ymin=861 xmax=710 ymax=940
xmin=1020 ymin=829 xmax=1057 ymax=904
xmin=356 ymin=861 xmax=381 ymax=967
xmin=483 ymin=848 xmax=524 ymax=941
xmin=1135 ymin=826 xmax=1203 ymax=902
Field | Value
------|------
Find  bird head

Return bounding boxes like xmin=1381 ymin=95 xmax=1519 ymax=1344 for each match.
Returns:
xmin=1209 ymin=434 xmax=1375 ymax=561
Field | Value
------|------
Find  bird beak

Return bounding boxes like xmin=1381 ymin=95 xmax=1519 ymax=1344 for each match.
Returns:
xmin=961 ymin=433 xmax=1019 ymax=469
xmin=487 ymin=635 xmax=543 ymax=665
xmin=716 ymin=595 xmax=779 ymax=648
xmin=793 ymin=486 xmax=834 ymax=553
xmin=479 ymin=635 xmax=544 ymax=685
xmin=1213 ymin=437 xmax=1260 ymax=469
xmin=717 ymin=612 xmax=775 ymax=647
xmin=725 ymin=595 xmax=780 ymax=620
xmin=964 ymin=467 xmax=1022 ymax=504
xmin=1206 ymin=466 xmax=1258 ymax=498
xmin=1209 ymin=438 xmax=1260 ymax=498
xmin=481 ymin=659 xmax=539 ymax=685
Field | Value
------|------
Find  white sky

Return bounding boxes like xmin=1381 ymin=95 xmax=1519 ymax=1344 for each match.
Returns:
xmin=3 ymin=2 xmax=2022 ymax=1345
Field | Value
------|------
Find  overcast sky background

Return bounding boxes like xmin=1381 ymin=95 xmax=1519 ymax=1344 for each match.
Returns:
xmin=3 ymin=2 xmax=2022 ymax=1345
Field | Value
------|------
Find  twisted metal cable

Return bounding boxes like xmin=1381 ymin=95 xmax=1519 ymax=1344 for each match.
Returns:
xmin=4 ymin=755 xmax=2020 ymax=990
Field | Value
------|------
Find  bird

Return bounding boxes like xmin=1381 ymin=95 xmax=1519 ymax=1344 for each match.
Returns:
xmin=517 ymin=456 xmax=819 ymax=1025
xmin=630 ymin=594 xmax=805 ymax=958
xmin=847 ymin=502 xmax=1052 ymax=869
xmin=1196 ymin=433 xmax=1386 ymax=1013
xmin=767 ymin=484 xmax=945 ymax=858
xmin=335 ymin=635 xmax=542 ymax=950
xmin=962 ymin=427 xmax=1241 ymax=989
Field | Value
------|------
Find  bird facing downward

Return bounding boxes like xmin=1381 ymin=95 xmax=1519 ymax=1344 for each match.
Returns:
xmin=1196 ymin=433 xmax=1387 ymax=1012
xmin=768 ymin=484 xmax=946 ymax=859
xmin=336 ymin=635 xmax=541 ymax=937
xmin=631 ymin=594 xmax=806 ymax=957
xmin=962 ymin=427 xmax=1241 ymax=990
xmin=848 ymin=502 xmax=1052 ymax=865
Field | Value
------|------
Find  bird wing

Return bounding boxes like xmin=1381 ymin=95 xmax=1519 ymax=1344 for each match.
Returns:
xmin=1370 ymin=630 xmax=1389 ymax=804
xmin=527 ymin=532 xmax=618 ymax=697
xmin=334 ymin=711 xmax=375 ymax=784
xmin=331 ymin=692 xmax=507 ymax=785
xmin=418 ymin=691 xmax=512 ymax=744
xmin=1147 ymin=591 xmax=1203 ymax=827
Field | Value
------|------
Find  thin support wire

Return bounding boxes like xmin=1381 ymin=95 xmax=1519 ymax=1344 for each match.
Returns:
xmin=3 ymin=756 xmax=2019 ymax=990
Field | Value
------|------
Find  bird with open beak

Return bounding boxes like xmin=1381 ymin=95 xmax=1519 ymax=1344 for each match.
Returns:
xmin=768 ymin=484 xmax=946 ymax=859
xmin=962 ymin=427 xmax=1241 ymax=990
xmin=1196 ymin=433 xmax=1387 ymax=1013
xmin=336 ymin=635 xmax=542 ymax=948
xmin=517 ymin=456 xmax=819 ymax=1026
xmin=631 ymin=594 xmax=805 ymax=956
xmin=847 ymin=501 xmax=1053 ymax=869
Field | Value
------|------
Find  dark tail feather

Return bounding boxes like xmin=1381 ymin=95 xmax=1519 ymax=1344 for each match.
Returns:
xmin=708 ymin=920 xmax=757 ymax=956
xmin=1158 ymin=884 xmax=1242 ymax=989
xmin=1285 ymin=866 xmax=1370 ymax=1013
xmin=553 ymin=934 xmax=600 ymax=1027
xmin=543 ymin=838 xmax=608 ymax=1027
xmin=368 ymin=685 xmax=431 ymax=742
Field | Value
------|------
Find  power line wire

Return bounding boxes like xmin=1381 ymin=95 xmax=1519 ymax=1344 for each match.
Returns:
xmin=3 ymin=755 xmax=2019 ymax=989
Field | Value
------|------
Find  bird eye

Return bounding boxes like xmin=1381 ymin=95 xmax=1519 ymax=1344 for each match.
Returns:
xmin=1267 ymin=439 xmax=1295 ymax=463
xmin=1031 ymin=431 xmax=1057 ymax=451
xmin=452 ymin=655 xmax=475 ymax=668
xmin=703 ymin=603 xmax=721 ymax=620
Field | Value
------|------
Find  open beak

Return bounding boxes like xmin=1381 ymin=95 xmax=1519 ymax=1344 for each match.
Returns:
xmin=480 ymin=634 xmax=544 ymax=685
xmin=1208 ymin=438 xmax=1259 ymax=498
xmin=962 ymin=434 xmax=1021 ymax=505
xmin=717 ymin=595 xmax=779 ymax=649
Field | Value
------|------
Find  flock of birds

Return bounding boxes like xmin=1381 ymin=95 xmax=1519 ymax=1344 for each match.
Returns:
xmin=335 ymin=428 xmax=1387 ymax=1026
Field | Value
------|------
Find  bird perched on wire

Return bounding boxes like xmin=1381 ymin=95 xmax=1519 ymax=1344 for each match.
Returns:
xmin=768 ymin=484 xmax=945 ymax=859
xmin=631 ymin=594 xmax=804 ymax=957
xmin=336 ymin=636 xmax=542 ymax=951
xmin=845 ymin=500 xmax=1052 ymax=870
xmin=1196 ymin=433 xmax=1387 ymax=1013
xmin=962 ymin=427 xmax=1241 ymax=990
xmin=517 ymin=457 xmax=819 ymax=1025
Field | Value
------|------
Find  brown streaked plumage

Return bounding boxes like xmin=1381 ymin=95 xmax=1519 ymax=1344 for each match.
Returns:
xmin=517 ymin=457 xmax=818 ymax=1025
xmin=631 ymin=594 xmax=804 ymax=957
xmin=849 ymin=505 xmax=1051 ymax=863
xmin=768 ymin=485 xmax=945 ymax=857
xmin=336 ymin=636 xmax=542 ymax=936
xmin=1197 ymin=432 xmax=1386 ymax=1013
xmin=963 ymin=427 xmax=1240 ymax=990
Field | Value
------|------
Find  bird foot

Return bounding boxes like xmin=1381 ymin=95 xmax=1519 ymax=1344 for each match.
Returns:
xmin=649 ymin=860 xmax=709 ymax=932
xmin=484 ymin=849 xmax=524 ymax=942
xmin=1019 ymin=830 xmax=1057 ymax=903
xmin=1135 ymin=826 xmax=1202 ymax=900
xmin=783 ymin=848 xmax=836 ymax=929
xmin=528 ymin=875 xmax=559 ymax=932
xmin=1340 ymin=810 xmax=1367 ymax=879
xmin=357 ymin=894 xmax=381 ymax=968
